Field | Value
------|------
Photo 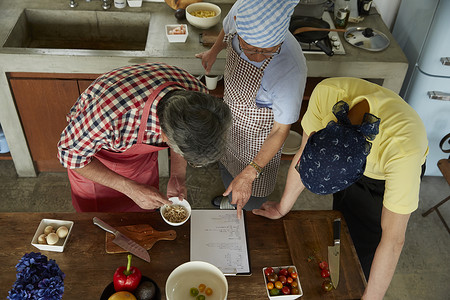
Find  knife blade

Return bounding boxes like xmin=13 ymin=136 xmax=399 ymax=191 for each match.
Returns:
xmin=328 ymin=218 xmax=341 ymax=288
xmin=93 ymin=217 xmax=150 ymax=263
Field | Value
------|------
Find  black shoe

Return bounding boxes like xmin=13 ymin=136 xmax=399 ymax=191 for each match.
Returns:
xmin=211 ymin=196 xmax=223 ymax=207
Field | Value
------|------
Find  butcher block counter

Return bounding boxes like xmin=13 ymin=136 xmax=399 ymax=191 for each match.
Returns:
xmin=0 ymin=210 xmax=366 ymax=299
xmin=0 ymin=0 xmax=408 ymax=177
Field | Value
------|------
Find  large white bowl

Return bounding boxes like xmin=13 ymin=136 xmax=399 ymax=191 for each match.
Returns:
xmin=166 ymin=261 xmax=228 ymax=300
xmin=186 ymin=2 xmax=221 ymax=29
xmin=160 ymin=197 xmax=192 ymax=226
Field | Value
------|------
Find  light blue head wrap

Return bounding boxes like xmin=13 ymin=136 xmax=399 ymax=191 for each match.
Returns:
xmin=236 ymin=0 xmax=299 ymax=48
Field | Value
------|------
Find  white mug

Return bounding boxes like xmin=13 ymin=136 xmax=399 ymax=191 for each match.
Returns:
xmin=205 ymin=75 xmax=222 ymax=90
xmin=114 ymin=0 xmax=126 ymax=8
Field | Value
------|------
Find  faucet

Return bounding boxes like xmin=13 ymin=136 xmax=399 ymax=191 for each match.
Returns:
xmin=69 ymin=0 xmax=78 ymax=8
xmin=102 ymin=0 xmax=111 ymax=10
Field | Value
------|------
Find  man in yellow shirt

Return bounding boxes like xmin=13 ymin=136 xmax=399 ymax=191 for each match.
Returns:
xmin=254 ymin=77 xmax=428 ymax=299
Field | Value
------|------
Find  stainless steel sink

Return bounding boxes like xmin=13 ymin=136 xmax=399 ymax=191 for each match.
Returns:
xmin=3 ymin=9 xmax=151 ymax=51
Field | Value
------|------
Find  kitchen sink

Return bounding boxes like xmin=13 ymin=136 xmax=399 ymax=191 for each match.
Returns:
xmin=3 ymin=9 xmax=151 ymax=51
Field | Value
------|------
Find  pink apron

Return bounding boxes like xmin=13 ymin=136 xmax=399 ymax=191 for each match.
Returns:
xmin=221 ymin=33 xmax=281 ymax=197
xmin=68 ymin=82 xmax=175 ymax=212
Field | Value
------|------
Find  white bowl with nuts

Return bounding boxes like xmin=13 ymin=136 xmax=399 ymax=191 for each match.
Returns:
xmin=31 ymin=219 xmax=74 ymax=252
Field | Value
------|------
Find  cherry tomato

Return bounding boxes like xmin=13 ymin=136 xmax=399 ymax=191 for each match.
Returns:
xmin=264 ymin=267 xmax=274 ymax=277
xmin=274 ymin=281 xmax=283 ymax=290
xmin=278 ymin=268 xmax=289 ymax=277
xmin=267 ymin=282 xmax=274 ymax=290
xmin=282 ymin=286 xmax=291 ymax=295
xmin=291 ymin=287 xmax=300 ymax=295
xmin=267 ymin=273 xmax=278 ymax=282
xmin=205 ymin=287 xmax=213 ymax=296
xmin=291 ymin=280 xmax=298 ymax=288
xmin=269 ymin=288 xmax=280 ymax=296
xmin=278 ymin=275 xmax=287 ymax=285
xmin=290 ymin=271 xmax=298 ymax=279
xmin=196 ymin=295 xmax=205 ymax=300
xmin=287 ymin=267 xmax=296 ymax=274
xmin=190 ymin=287 xmax=199 ymax=297
xmin=322 ymin=280 xmax=333 ymax=292
xmin=321 ymin=269 xmax=330 ymax=278
xmin=287 ymin=276 xmax=293 ymax=284
xmin=198 ymin=283 xmax=206 ymax=293
xmin=319 ymin=260 xmax=329 ymax=270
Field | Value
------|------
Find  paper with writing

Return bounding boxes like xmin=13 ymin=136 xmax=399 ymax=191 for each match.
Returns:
xmin=190 ymin=210 xmax=251 ymax=275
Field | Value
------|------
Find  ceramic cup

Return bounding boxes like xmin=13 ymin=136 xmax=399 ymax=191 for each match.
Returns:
xmin=114 ymin=0 xmax=126 ymax=8
xmin=205 ymin=75 xmax=222 ymax=90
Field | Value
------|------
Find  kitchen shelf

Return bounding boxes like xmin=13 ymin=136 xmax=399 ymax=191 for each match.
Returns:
xmin=0 ymin=153 xmax=12 ymax=160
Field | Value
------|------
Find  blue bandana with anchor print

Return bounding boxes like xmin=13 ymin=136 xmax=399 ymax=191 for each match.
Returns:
xmin=297 ymin=101 xmax=380 ymax=195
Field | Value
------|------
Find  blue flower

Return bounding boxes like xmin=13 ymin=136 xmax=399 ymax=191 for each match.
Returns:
xmin=8 ymin=252 xmax=64 ymax=300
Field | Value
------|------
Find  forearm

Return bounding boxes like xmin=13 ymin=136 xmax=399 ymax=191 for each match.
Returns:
xmin=73 ymin=157 xmax=134 ymax=195
xmin=170 ymin=149 xmax=187 ymax=180
xmin=209 ymin=29 xmax=227 ymax=56
xmin=362 ymin=237 xmax=404 ymax=299
xmin=362 ymin=208 xmax=410 ymax=299
xmin=278 ymin=149 xmax=305 ymax=215
xmin=245 ymin=123 xmax=290 ymax=178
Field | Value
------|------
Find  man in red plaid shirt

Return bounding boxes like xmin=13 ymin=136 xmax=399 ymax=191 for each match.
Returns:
xmin=58 ymin=63 xmax=231 ymax=212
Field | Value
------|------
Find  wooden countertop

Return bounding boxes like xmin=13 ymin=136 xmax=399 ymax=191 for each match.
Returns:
xmin=0 ymin=211 xmax=366 ymax=299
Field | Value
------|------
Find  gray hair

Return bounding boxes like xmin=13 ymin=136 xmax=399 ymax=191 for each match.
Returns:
xmin=157 ymin=90 xmax=232 ymax=166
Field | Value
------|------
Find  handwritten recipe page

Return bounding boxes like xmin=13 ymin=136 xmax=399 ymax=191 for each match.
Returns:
xmin=190 ymin=210 xmax=251 ymax=275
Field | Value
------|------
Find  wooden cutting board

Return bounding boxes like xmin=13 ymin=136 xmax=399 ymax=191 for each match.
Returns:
xmin=200 ymin=30 xmax=219 ymax=47
xmin=105 ymin=224 xmax=176 ymax=254
xmin=283 ymin=214 xmax=366 ymax=299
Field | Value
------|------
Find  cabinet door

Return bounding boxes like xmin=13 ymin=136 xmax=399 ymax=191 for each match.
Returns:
xmin=77 ymin=79 xmax=95 ymax=94
xmin=10 ymin=78 xmax=81 ymax=172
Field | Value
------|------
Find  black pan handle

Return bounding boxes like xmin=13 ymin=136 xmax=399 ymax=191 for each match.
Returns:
xmin=314 ymin=40 xmax=334 ymax=56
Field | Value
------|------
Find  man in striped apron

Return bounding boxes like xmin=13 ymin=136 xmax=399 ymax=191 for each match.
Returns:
xmin=196 ymin=0 xmax=307 ymax=218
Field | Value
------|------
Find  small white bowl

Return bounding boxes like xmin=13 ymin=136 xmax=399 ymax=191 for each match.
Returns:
xmin=31 ymin=219 xmax=74 ymax=252
xmin=127 ymin=0 xmax=142 ymax=7
xmin=263 ymin=266 xmax=303 ymax=299
xmin=160 ymin=197 xmax=192 ymax=226
xmin=166 ymin=261 xmax=228 ymax=300
xmin=186 ymin=2 xmax=221 ymax=29
xmin=165 ymin=24 xmax=188 ymax=43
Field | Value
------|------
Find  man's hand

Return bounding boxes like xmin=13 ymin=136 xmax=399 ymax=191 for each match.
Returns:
xmin=252 ymin=201 xmax=285 ymax=219
xmin=223 ymin=166 xmax=256 ymax=219
xmin=195 ymin=50 xmax=218 ymax=75
xmin=127 ymin=182 xmax=171 ymax=210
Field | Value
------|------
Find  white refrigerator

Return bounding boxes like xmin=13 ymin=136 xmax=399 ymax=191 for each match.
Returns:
xmin=392 ymin=0 xmax=450 ymax=176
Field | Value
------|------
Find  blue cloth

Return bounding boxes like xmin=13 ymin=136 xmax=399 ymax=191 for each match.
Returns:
xmin=297 ymin=101 xmax=380 ymax=195
xmin=235 ymin=0 xmax=299 ymax=48
xmin=223 ymin=2 xmax=307 ymax=125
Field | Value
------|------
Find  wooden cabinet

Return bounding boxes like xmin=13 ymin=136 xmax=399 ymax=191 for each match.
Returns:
xmin=8 ymin=73 xmax=100 ymax=172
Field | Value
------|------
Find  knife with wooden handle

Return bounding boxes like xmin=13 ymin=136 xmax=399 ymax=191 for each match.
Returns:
xmin=328 ymin=218 xmax=341 ymax=288
xmin=93 ymin=217 xmax=150 ymax=263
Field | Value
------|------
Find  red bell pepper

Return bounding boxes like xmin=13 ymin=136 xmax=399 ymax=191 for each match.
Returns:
xmin=113 ymin=254 xmax=142 ymax=292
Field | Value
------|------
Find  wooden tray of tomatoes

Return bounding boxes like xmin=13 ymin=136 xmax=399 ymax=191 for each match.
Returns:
xmin=283 ymin=214 xmax=366 ymax=299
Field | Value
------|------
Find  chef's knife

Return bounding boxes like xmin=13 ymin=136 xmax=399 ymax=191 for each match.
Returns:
xmin=328 ymin=218 xmax=341 ymax=288
xmin=93 ymin=217 xmax=150 ymax=263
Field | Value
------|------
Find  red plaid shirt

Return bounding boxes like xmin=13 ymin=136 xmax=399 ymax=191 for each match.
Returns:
xmin=58 ymin=63 xmax=207 ymax=169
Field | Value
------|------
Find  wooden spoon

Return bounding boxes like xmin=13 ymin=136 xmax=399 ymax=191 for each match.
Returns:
xmin=293 ymin=27 xmax=347 ymax=35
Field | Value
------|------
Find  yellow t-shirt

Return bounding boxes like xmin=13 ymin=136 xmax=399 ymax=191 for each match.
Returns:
xmin=301 ymin=78 xmax=429 ymax=214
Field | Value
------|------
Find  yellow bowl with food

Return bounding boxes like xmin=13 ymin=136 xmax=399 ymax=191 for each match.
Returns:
xmin=160 ymin=197 xmax=192 ymax=226
xmin=186 ymin=2 xmax=221 ymax=29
